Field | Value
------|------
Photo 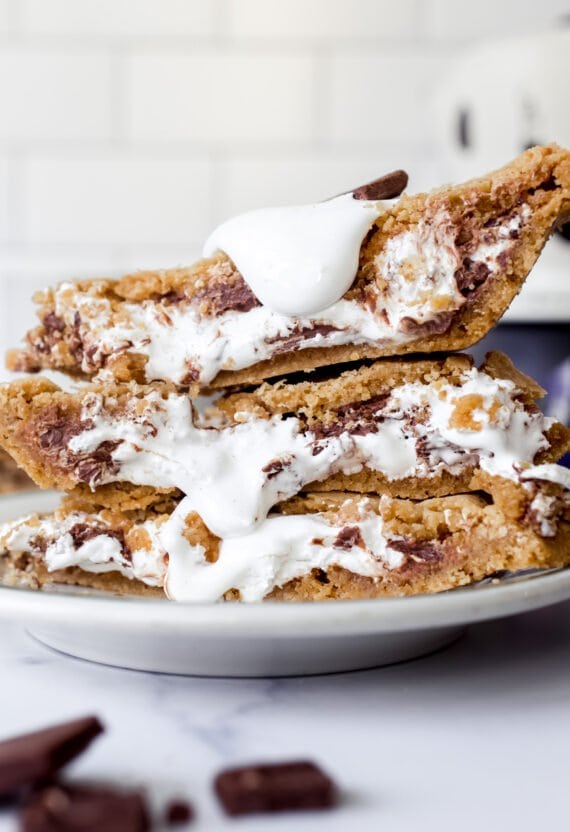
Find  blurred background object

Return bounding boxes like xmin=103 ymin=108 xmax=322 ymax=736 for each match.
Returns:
xmin=0 ymin=447 xmax=35 ymax=493
xmin=434 ymin=25 xmax=570 ymax=322
xmin=0 ymin=0 xmax=568 ymax=408
xmin=434 ymin=21 xmax=570 ymax=414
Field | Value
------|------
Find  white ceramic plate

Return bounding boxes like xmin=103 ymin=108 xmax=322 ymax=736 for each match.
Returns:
xmin=1 ymin=492 xmax=570 ymax=677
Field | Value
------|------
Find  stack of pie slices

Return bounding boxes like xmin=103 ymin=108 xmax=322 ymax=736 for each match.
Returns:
xmin=0 ymin=144 xmax=569 ymax=602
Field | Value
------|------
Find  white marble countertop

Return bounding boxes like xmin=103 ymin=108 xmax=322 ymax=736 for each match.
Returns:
xmin=1 ymin=601 xmax=569 ymax=831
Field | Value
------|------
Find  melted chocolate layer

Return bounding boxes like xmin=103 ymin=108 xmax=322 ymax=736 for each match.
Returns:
xmin=195 ymin=276 xmax=260 ymax=316
xmin=390 ymin=538 xmax=443 ymax=563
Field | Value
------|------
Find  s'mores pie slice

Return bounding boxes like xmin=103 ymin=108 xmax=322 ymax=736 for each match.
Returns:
xmin=0 ymin=352 xmax=568 ymax=542
xmin=8 ymin=145 xmax=570 ymax=392
xmin=1 ymin=489 xmax=568 ymax=602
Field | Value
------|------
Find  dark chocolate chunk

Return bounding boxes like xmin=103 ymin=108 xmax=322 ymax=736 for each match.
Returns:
xmin=311 ymin=393 xmax=390 ymax=447
xmin=159 ymin=290 xmax=186 ymax=304
xmin=42 ymin=313 xmax=65 ymax=336
xmin=214 ymin=760 xmax=336 ymax=816
xmin=74 ymin=440 xmax=121 ymax=486
xmin=68 ymin=312 xmax=85 ymax=365
xmin=194 ymin=276 xmax=260 ymax=317
xmin=398 ymin=311 xmax=454 ymax=337
xmin=266 ymin=323 xmax=341 ymax=354
xmin=333 ymin=526 xmax=365 ymax=550
xmin=352 ymin=169 xmax=408 ymax=201
xmin=455 ymin=258 xmax=490 ymax=296
xmin=180 ymin=363 xmax=200 ymax=385
xmin=20 ymin=784 xmax=150 ymax=832
xmin=261 ymin=456 xmax=292 ymax=479
xmin=334 ymin=393 xmax=391 ymax=432
xmin=314 ymin=569 xmax=330 ymax=584
xmin=68 ymin=524 xmax=131 ymax=561
xmin=32 ymin=406 xmax=121 ymax=486
xmin=0 ymin=716 xmax=103 ymax=800
xmin=390 ymin=538 xmax=443 ymax=563
xmin=165 ymin=800 xmax=194 ymax=825
xmin=36 ymin=406 xmax=82 ymax=453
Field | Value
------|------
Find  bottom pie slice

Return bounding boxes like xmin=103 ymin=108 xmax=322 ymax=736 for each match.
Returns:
xmin=1 ymin=487 xmax=568 ymax=602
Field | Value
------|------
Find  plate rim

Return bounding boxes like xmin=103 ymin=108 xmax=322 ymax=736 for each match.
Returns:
xmin=1 ymin=569 xmax=570 ymax=637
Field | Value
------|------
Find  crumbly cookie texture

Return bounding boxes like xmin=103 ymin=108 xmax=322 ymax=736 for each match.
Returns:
xmin=0 ymin=448 xmax=35 ymax=494
xmin=7 ymin=145 xmax=570 ymax=391
xmin=1 ymin=491 xmax=568 ymax=602
xmin=0 ymin=351 xmax=567 ymax=541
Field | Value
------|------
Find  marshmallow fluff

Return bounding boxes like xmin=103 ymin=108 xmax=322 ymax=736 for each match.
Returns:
xmin=520 ymin=464 xmax=570 ymax=489
xmin=64 ymin=366 xmax=560 ymax=542
xmin=163 ymin=500 xmax=404 ymax=602
xmin=203 ymin=194 xmax=384 ymax=316
xmin=3 ymin=512 xmax=166 ymax=587
xmin=46 ymin=206 xmax=529 ymax=387
xmin=0 ymin=499 xmax=406 ymax=603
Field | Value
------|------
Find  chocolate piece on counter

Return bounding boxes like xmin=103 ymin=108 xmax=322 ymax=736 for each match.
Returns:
xmin=352 ymin=169 xmax=408 ymax=201
xmin=0 ymin=716 xmax=103 ymax=800
xmin=165 ymin=800 xmax=194 ymax=825
xmin=214 ymin=761 xmax=336 ymax=816
xmin=20 ymin=784 xmax=150 ymax=832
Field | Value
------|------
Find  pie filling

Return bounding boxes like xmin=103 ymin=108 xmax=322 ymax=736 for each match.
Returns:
xmin=27 ymin=205 xmax=529 ymax=385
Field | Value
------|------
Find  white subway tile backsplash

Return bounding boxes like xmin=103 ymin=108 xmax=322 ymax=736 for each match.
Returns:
xmin=0 ymin=47 xmax=112 ymax=143
xmin=0 ymin=0 xmax=566 ymax=343
xmin=218 ymin=150 xmax=431 ymax=222
xmin=427 ymin=0 xmax=570 ymax=40
xmin=0 ymin=157 xmax=9 ymax=243
xmin=22 ymin=0 xmax=215 ymax=38
xmin=330 ymin=52 xmax=446 ymax=146
xmin=115 ymin=245 xmax=203 ymax=273
xmin=127 ymin=51 xmax=317 ymax=144
xmin=0 ymin=0 xmax=13 ymax=33
xmin=0 ymin=248 xmax=120 ymax=280
xmin=23 ymin=154 xmax=212 ymax=245
xmin=228 ymin=0 xmax=417 ymax=41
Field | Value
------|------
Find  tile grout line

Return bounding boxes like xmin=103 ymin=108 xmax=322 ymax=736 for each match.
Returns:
xmin=5 ymin=149 xmax=26 ymax=246
xmin=108 ymin=44 xmax=128 ymax=149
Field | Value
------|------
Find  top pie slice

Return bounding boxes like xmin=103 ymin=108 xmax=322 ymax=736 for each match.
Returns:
xmin=8 ymin=144 xmax=570 ymax=392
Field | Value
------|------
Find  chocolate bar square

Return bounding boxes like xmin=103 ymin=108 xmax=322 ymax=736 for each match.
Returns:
xmin=214 ymin=760 xmax=336 ymax=816
xmin=20 ymin=784 xmax=150 ymax=832
xmin=0 ymin=716 xmax=103 ymax=799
